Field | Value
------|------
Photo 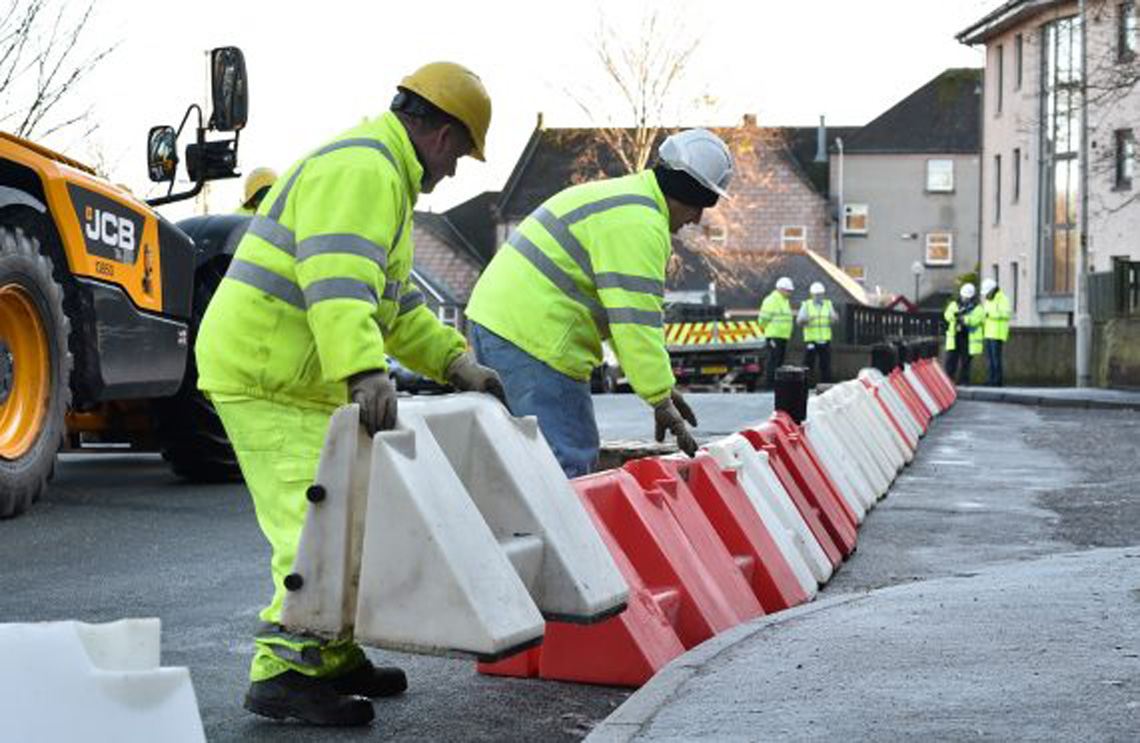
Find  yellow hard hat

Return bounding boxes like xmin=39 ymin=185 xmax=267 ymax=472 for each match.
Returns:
xmin=243 ymin=167 xmax=278 ymax=205
xmin=399 ymin=62 xmax=491 ymax=161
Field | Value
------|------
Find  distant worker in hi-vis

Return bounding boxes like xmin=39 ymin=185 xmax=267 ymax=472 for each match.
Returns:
xmin=797 ymin=281 xmax=838 ymax=384
xmin=758 ymin=276 xmax=795 ymax=388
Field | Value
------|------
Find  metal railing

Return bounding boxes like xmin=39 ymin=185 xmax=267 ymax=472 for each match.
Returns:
xmin=842 ymin=304 xmax=945 ymax=345
xmin=1089 ymin=259 xmax=1140 ymax=321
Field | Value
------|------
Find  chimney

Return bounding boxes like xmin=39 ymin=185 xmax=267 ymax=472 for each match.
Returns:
xmin=742 ymin=113 xmax=757 ymax=128
xmin=814 ymin=115 xmax=827 ymax=163
xmin=536 ymin=112 xmax=544 ymax=130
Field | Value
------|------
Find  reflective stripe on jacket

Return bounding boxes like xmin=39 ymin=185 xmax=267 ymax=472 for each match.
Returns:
xmin=196 ymin=111 xmax=466 ymax=408
xmin=802 ymin=299 xmax=833 ymax=343
xmin=983 ymin=290 xmax=1012 ymax=341
xmin=466 ymin=170 xmax=674 ymax=405
xmin=944 ymin=300 xmax=959 ymax=351
xmin=758 ymin=291 xmax=793 ymax=340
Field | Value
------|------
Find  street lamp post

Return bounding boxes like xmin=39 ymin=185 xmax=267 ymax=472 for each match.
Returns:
xmin=911 ymin=260 xmax=925 ymax=307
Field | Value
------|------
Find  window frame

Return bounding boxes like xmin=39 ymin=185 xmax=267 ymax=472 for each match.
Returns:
xmin=844 ymin=265 xmax=866 ymax=283
xmin=995 ymin=43 xmax=1005 ymax=114
xmin=438 ymin=305 xmax=459 ymax=328
xmin=994 ymin=154 xmax=1003 ymax=224
xmin=1015 ymin=33 xmax=1024 ymax=89
xmin=1013 ymin=147 xmax=1022 ymax=202
xmin=924 ymin=232 xmax=954 ymax=267
xmin=842 ymin=203 xmax=869 ymax=235
xmin=926 ymin=159 xmax=955 ymax=193
xmin=780 ymin=225 xmax=807 ymax=252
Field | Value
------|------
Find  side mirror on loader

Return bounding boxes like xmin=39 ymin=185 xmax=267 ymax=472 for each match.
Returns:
xmin=145 ymin=46 xmax=247 ymax=207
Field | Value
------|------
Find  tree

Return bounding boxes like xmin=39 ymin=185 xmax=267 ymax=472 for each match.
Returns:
xmin=565 ymin=5 xmax=789 ymax=294
xmin=0 ymin=0 xmax=117 ymax=140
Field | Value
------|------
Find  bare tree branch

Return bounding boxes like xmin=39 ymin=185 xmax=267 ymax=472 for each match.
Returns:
xmin=0 ymin=0 xmax=117 ymax=140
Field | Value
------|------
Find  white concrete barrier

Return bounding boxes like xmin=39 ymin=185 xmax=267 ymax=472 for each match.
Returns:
xmin=0 ymin=619 xmax=204 ymax=743
xmin=904 ymin=364 xmax=942 ymax=417
xmin=705 ymin=435 xmax=832 ymax=586
xmin=282 ymin=394 xmax=628 ymax=661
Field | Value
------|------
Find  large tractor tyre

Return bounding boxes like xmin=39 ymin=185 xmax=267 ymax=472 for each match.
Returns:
xmin=0 ymin=222 xmax=72 ymax=518
xmin=154 ymin=256 xmax=240 ymax=483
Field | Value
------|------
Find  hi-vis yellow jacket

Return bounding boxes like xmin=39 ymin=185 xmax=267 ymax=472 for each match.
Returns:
xmin=466 ymin=171 xmax=675 ymax=405
xmin=758 ymin=291 xmax=794 ymax=340
xmin=196 ymin=112 xmax=466 ymax=408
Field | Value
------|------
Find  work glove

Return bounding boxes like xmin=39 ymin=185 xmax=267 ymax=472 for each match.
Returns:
xmin=348 ymin=369 xmax=398 ymax=435
xmin=446 ymin=353 xmax=509 ymax=409
xmin=654 ymin=388 xmax=699 ymax=457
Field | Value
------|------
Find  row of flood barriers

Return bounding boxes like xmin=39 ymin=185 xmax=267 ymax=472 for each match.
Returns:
xmin=1 ymin=352 xmax=957 ymax=740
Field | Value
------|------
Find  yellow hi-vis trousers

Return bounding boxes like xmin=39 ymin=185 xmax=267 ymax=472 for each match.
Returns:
xmin=211 ymin=396 xmax=365 ymax=682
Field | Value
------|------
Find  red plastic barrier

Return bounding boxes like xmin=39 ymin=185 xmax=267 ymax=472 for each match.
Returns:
xmin=921 ymin=357 xmax=958 ymax=406
xmin=647 ymin=455 xmax=809 ymax=613
xmin=741 ymin=422 xmax=851 ymax=565
xmin=889 ymin=369 xmax=931 ymax=431
xmin=769 ymin=413 xmax=861 ymax=530
xmin=912 ymin=360 xmax=952 ymax=412
xmin=860 ymin=377 xmax=917 ymax=452
xmin=623 ymin=459 xmax=765 ymax=624
xmin=480 ymin=465 xmax=759 ymax=687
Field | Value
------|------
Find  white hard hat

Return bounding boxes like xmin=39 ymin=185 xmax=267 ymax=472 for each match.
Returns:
xmin=775 ymin=277 xmax=794 ymax=292
xmin=980 ymin=278 xmax=997 ymax=295
xmin=658 ymin=128 xmax=734 ymax=198
xmin=959 ymin=282 xmax=976 ymax=300
xmin=809 ymin=281 xmax=825 ymax=295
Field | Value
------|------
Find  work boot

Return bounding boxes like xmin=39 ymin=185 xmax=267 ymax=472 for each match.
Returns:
xmin=244 ymin=670 xmax=374 ymax=726
xmin=330 ymin=659 xmax=408 ymax=698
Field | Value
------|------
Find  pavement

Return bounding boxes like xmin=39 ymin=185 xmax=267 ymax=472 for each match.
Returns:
xmin=955 ymin=384 xmax=1140 ymax=410
xmin=589 ymin=399 xmax=1140 ymax=742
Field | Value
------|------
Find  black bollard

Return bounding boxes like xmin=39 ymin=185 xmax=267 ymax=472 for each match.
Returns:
xmin=870 ymin=342 xmax=897 ymax=375
xmin=773 ymin=365 xmax=809 ymax=424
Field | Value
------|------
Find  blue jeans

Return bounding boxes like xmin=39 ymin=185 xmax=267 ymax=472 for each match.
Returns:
xmin=470 ymin=323 xmax=599 ymax=478
xmin=984 ymin=339 xmax=1004 ymax=386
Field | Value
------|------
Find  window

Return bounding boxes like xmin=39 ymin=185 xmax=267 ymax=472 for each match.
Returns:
xmin=781 ymin=225 xmax=806 ymax=251
xmin=844 ymin=265 xmax=866 ymax=283
xmin=992 ymin=263 xmax=1000 ymax=283
xmin=1040 ymin=16 xmax=1081 ymax=295
xmin=843 ymin=204 xmax=868 ymax=234
xmin=438 ymin=305 xmax=459 ymax=328
xmin=1011 ymin=261 xmax=1019 ymax=311
xmin=926 ymin=159 xmax=954 ymax=192
xmin=703 ymin=223 xmax=726 ymax=243
xmin=994 ymin=154 xmax=1002 ymax=223
xmin=1120 ymin=2 xmax=1137 ymax=61
xmin=925 ymin=233 xmax=954 ymax=266
xmin=1013 ymin=148 xmax=1021 ymax=202
xmin=995 ymin=44 xmax=1004 ymax=114
xmin=1115 ymin=128 xmax=1135 ymax=189
xmin=1015 ymin=34 xmax=1024 ymax=89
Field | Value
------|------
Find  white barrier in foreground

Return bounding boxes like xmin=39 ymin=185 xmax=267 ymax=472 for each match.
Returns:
xmin=0 ymin=619 xmax=204 ymax=743
xmin=281 ymin=395 xmax=628 ymax=661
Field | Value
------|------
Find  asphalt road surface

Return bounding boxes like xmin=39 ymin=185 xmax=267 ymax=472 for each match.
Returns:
xmin=2 ymin=396 xmax=1137 ymax=741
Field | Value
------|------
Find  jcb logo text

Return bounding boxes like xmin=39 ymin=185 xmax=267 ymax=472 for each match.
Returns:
xmin=84 ymin=206 xmax=136 ymax=253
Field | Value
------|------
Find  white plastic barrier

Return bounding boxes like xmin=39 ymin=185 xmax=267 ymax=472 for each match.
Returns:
xmin=801 ymin=417 xmax=870 ymax=520
xmin=904 ymin=364 xmax=942 ymax=417
xmin=0 ymin=619 xmax=204 ymax=743
xmin=830 ymin=383 xmax=903 ymax=477
xmin=804 ymin=411 xmax=877 ymax=511
xmin=281 ymin=395 xmax=628 ymax=661
xmin=852 ymin=379 xmax=915 ymax=464
xmin=859 ymin=369 xmax=922 ymax=447
xmin=808 ymin=395 xmax=891 ymax=499
xmin=705 ymin=434 xmax=832 ymax=586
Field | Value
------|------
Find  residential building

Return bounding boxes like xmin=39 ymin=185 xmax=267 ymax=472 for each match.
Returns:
xmin=829 ymin=69 xmax=983 ymax=305
xmin=491 ymin=115 xmax=859 ymax=315
xmin=959 ymin=0 xmax=1140 ymax=326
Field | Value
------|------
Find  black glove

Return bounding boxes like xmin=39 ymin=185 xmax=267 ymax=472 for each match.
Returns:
xmin=446 ymin=353 xmax=509 ymax=409
xmin=654 ymin=388 xmax=699 ymax=457
xmin=348 ymin=369 xmax=398 ymax=435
